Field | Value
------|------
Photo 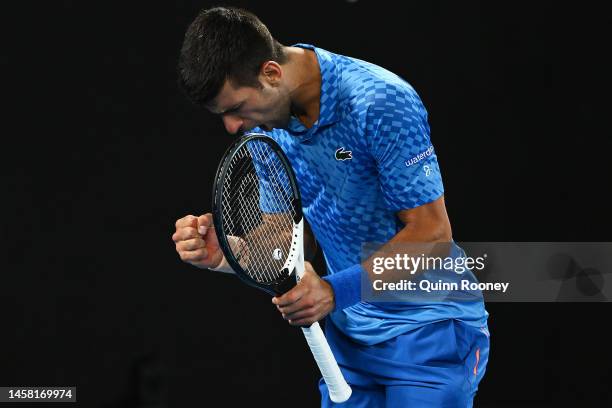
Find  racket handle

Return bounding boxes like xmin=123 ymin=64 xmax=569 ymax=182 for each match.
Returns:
xmin=301 ymin=322 xmax=352 ymax=403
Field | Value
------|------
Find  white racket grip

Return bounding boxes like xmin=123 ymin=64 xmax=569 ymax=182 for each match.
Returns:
xmin=301 ymin=322 xmax=352 ymax=403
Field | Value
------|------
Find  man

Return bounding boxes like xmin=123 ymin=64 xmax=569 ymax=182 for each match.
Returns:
xmin=172 ymin=7 xmax=489 ymax=407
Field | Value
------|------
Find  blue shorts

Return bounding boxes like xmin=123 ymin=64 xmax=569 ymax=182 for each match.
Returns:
xmin=319 ymin=318 xmax=490 ymax=407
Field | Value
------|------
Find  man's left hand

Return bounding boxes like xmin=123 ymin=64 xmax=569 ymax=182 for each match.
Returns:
xmin=272 ymin=261 xmax=335 ymax=326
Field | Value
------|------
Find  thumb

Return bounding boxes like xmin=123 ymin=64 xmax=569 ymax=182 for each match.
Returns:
xmin=304 ymin=261 xmax=316 ymax=274
xmin=197 ymin=213 xmax=213 ymax=235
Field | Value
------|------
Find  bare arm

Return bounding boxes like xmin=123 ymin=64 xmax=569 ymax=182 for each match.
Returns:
xmin=362 ymin=195 xmax=452 ymax=282
xmin=212 ymin=211 xmax=316 ymax=273
xmin=392 ymin=196 xmax=452 ymax=243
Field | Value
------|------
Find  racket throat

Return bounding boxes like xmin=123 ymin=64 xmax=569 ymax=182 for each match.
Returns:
xmin=273 ymin=218 xmax=305 ymax=295
xmin=290 ymin=218 xmax=306 ymax=280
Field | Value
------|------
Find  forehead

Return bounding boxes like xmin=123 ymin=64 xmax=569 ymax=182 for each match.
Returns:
xmin=207 ymin=80 xmax=255 ymax=114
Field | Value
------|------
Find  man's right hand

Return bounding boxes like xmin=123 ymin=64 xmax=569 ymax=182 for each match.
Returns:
xmin=172 ymin=214 xmax=224 ymax=269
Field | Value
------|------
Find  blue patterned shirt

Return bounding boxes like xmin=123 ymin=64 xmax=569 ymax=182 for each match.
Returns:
xmin=255 ymin=44 xmax=488 ymax=345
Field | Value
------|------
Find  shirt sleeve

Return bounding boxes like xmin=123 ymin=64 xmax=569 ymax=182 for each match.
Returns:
xmin=365 ymin=83 xmax=444 ymax=211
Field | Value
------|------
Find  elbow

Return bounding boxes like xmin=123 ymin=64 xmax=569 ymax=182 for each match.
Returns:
xmin=413 ymin=214 xmax=453 ymax=242
xmin=397 ymin=216 xmax=452 ymax=243
xmin=435 ymin=219 xmax=453 ymax=242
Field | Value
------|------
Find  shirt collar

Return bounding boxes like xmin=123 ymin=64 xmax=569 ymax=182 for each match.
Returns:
xmin=286 ymin=44 xmax=340 ymax=141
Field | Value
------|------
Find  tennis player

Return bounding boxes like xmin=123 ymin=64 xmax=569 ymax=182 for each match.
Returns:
xmin=172 ymin=7 xmax=490 ymax=407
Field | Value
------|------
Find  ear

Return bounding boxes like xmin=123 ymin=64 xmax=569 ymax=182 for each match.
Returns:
xmin=260 ymin=61 xmax=282 ymax=85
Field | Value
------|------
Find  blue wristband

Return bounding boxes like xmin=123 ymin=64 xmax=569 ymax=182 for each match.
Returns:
xmin=322 ymin=263 xmax=363 ymax=311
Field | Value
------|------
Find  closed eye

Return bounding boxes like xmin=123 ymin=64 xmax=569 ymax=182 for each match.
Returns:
xmin=224 ymin=103 xmax=243 ymax=115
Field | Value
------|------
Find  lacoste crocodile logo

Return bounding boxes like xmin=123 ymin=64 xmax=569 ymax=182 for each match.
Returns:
xmin=335 ymin=147 xmax=352 ymax=161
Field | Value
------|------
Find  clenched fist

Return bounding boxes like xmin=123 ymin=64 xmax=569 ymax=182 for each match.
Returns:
xmin=172 ymin=214 xmax=224 ymax=270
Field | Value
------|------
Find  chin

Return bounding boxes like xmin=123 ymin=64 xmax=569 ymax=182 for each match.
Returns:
xmin=272 ymin=117 xmax=292 ymax=130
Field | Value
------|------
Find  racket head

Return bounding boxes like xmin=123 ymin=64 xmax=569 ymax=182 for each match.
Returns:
xmin=212 ymin=133 xmax=303 ymax=295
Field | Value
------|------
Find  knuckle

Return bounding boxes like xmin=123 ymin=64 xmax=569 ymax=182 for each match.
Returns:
xmin=176 ymin=215 xmax=195 ymax=228
xmin=184 ymin=238 xmax=198 ymax=250
xmin=177 ymin=228 xmax=195 ymax=241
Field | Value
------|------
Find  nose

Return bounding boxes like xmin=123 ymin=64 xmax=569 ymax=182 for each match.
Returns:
xmin=222 ymin=114 xmax=244 ymax=135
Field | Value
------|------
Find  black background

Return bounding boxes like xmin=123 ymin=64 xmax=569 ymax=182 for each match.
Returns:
xmin=3 ymin=1 xmax=611 ymax=407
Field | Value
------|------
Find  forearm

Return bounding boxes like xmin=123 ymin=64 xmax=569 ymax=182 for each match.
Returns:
xmin=211 ymin=235 xmax=246 ymax=273
xmin=362 ymin=218 xmax=452 ymax=283
xmin=213 ymin=213 xmax=297 ymax=273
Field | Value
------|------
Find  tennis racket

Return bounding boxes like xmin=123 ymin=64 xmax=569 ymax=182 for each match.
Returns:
xmin=212 ymin=133 xmax=352 ymax=403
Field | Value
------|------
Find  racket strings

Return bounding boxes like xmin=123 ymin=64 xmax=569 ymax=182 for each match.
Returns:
xmin=220 ymin=140 xmax=297 ymax=283
xmin=242 ymin=141 xmax=295 ymax=281
xmin=238 ymin=169 xmax=293 ymax=282
xmin=224 ymin=151 xmax=261 ymax=204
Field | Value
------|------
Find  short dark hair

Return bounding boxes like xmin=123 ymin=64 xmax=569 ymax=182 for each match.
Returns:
xmin=178 ymin=7 xmax=287 ymax=107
